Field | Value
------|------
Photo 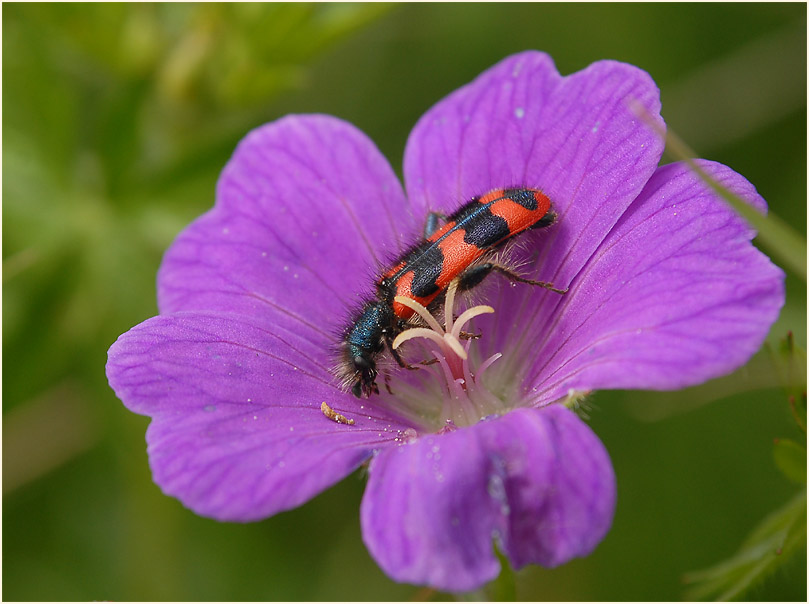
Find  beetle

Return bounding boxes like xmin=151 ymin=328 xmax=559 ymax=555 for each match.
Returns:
xmin=336 ymin=187 xmax=563 ymax=398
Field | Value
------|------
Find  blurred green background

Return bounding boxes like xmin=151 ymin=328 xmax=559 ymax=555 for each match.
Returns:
xmin=3 ymin=3 xmax=806 ymax=601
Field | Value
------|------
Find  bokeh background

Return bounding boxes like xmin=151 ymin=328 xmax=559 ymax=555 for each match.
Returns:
xmin=3 ymin=3 xmax=806 ymax=601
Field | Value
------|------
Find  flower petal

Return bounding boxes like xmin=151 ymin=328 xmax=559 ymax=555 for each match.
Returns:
xmin=360 ymin=405 xmax=615 ymax=592
xmin=158 ymin=115 xmax=412 ymax=326
xmin=526 ymin=160 xmax=785 ymax=399
xmin=107 ymin=310 xmax=413 ymax=521
xmin=404 ymin=51 xmax=665 ymax=289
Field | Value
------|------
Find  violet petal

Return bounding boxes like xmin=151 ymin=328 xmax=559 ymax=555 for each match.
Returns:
xmin=403 ymin=51 xmax=665 ymax=291
xmin=525 ymin=160 xmax=785 ymax=400
xmin=158 ymin=115 xmax=413 ymax=326
xmin=360 ymin=405 xmax=615 ymax=592
xmin=107 ymin=311 xmax=412 ymax=521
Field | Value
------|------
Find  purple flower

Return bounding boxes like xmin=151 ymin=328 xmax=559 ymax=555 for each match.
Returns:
xmin=106 ymin=51 xmax=784 ymax=592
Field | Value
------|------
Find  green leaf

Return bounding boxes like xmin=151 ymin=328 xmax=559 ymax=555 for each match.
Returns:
xmin=683 ymin=490 xmax=807 ymax=601
xmin=773 ymin=439 xmax=807 ymax=485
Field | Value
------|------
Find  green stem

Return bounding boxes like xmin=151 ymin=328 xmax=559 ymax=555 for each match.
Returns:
xmin=789 ymin=395 xmax=807 ymax=434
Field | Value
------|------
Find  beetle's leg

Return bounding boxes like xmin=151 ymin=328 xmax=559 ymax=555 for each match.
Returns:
xmin=385 ymin=334 xmax=441 ymax=370
xmin=457 ymin=263 xmax=567 ymax=294
xmin=529 ymin=211 xmax=557 ymax=230
xmin=385 ymin=334 xmax=421 ymax=370
xmin=423 ymin=211 xmax=448 ymax=238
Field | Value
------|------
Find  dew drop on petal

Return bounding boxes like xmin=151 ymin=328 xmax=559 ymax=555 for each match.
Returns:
xmin=487 ymin=474 xmax=510 ymax=515
xmin=487 ymin=474 xmax=504 ymax=499
xmin=514 ymin=107 xmax=525 ymax=119
xmin=203 ymin=405 xmax=216 ymax=413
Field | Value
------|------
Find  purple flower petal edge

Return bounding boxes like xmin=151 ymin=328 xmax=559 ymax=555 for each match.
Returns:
xmin=404 ymin=51 xmax=666 ymax=293
xmin=360 ymin=405 xmax=615 ymax=592
xmin=520 ymin=160 xmax=786 ymax=401
xmin=107 ymin=311 xmax=412 ymax=521
xmin=158 ymin=115 xmax=413 ymax=326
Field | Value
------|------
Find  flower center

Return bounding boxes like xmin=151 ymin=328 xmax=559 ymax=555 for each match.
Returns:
xmin=377 ymin=279 xmax=522 ymax=431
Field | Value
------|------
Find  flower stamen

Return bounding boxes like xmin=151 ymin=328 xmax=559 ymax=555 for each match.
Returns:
xmin=391 ymin=296 xmax=443 ymax=332
xmin=383 ymin=278 xmax=510 ymax=428
xmin=392 ymin=280 xmax=494 ymax=360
